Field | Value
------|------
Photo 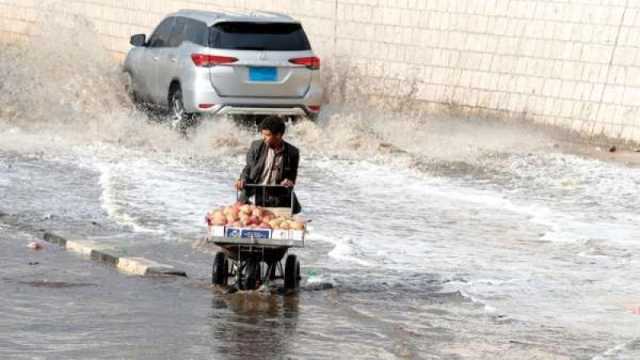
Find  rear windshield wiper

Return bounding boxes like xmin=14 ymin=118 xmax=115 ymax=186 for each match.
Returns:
xmin=233 ymin=46 xmax=267 ymax=51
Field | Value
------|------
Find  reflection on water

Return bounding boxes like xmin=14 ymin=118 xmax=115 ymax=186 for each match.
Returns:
xmin=210 ymin=293 xmax=299 ymax=360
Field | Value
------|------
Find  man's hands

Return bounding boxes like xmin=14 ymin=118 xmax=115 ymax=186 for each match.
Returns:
xmin=235 ymin=179 xmax=245 ymax=190
xmin=280 ymin=179 xmax=295 ymax=188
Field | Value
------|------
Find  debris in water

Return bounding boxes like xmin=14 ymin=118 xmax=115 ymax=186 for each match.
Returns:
xmin=27 ymin=241 xmax=45 ymax=250
xmin=306 ymin=269 xmax=318 ymax=277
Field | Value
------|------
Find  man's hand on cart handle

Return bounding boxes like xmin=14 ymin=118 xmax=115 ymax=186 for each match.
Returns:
xmin=280 ymin=179 xmax=295 ymax=188
xmin=235 ymin=179 xmax=245 ymax=190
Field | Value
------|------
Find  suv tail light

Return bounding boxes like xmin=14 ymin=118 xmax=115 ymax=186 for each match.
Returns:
xmin=191 ymin=54 xmax=238 ymax=67
xmin=289 ymin=56 xmax=320 ymax=70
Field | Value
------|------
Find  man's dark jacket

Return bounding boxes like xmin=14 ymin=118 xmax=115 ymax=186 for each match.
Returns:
xmin=239 ymin=140 xmax=301 ymax=213
xmin=240 ymin=140 xmax=299 ymax=184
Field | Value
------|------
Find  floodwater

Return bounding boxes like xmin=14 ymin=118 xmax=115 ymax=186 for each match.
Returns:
xmin=1 ymin=8 xmax=640 ymax=360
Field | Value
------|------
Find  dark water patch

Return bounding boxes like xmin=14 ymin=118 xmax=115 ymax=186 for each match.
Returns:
xmin=326 ymin=269 xmax=453 ymax=297
xmin=412 ymin=157 xmax=504 ymax=178
xmin=302 ymin=282 xmax=335 ymax=291
xmin=424 ymin=290 xmax=473 ymax=305
xmin=16 ymin=280 xmax=97 ymax=288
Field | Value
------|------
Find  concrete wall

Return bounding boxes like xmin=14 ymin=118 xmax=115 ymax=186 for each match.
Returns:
xmin=2 ymin=0 xmax=640 ymax=141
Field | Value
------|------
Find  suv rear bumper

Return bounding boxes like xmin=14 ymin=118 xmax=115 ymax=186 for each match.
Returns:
xmin=216 ymin=105 xmax=309 ymax=116
xmin=183 ymin=74 xmax=323 ymax=117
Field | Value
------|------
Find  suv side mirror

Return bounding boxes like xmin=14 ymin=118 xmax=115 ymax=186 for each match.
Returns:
xmin=130 ymin=34 xmax=146 ymax=47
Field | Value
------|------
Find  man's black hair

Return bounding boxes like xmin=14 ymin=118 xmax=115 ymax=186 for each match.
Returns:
xmin=259 ymin=116 xmax=286 ymax=135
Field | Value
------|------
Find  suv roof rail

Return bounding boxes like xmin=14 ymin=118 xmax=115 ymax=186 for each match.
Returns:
xmin=248 ymin=10 xmax=296 ymax=21
xmin=173 ymin=9 xmax=297 ymax=25
xmin=175 ymin=9 xmax=220 ymax=16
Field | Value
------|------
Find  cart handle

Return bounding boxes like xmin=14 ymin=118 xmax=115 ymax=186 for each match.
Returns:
xmin=237 ymin=184 xmax=294 ymax=211
xmin=243 ymin=184 xmax=294 ymax=188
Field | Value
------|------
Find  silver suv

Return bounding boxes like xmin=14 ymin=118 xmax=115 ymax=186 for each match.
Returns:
xmin=124 ymin=10 xmax=323 ymax=125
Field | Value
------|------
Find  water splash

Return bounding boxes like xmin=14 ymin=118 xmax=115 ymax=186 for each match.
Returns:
xmin=0 ymin=5 xmax=560 ymax=168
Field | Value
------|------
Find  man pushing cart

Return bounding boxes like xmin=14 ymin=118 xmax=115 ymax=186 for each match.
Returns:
xmin=206 ymin=117 xmax=305 ymax=292
xmin=235 ymin=116 xmax=302 ymax=214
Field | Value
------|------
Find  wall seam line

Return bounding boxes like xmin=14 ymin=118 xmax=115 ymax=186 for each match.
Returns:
xmin=592 ymin=0 xmax=629 ymax=137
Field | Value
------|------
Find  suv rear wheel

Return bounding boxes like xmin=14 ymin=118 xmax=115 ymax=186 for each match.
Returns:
xmin=168 ymin=84 xmax=199 ymax=132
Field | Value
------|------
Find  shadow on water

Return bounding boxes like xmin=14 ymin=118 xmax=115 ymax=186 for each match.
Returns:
xmin=209 ymin=292 xmax=299 ymax=360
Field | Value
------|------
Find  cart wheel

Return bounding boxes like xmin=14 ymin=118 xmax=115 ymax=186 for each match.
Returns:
xmin=212 ymin=252 xmax=228 ymax=286
xmin=242 ymin=257 xmax=260 ymax=290
xmin=284 ymin=254 xmax=300 ymax=291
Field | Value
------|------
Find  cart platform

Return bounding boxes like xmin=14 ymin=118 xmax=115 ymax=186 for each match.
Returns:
xmin=208 ymin=236 xmax=304 ymax=248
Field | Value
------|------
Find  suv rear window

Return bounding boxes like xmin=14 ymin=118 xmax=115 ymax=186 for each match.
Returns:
xmin=209 ymin=22 xmax=311 ymax=51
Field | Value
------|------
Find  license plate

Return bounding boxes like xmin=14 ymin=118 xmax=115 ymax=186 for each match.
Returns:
xmin=249 ymin=67 xmax=277 ymax=81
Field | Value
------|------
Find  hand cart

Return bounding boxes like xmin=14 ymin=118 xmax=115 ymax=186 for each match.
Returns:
xmin=206 ymin=185 xmax=304 ymax=292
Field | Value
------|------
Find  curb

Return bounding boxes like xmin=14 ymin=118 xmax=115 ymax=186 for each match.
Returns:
xmin=42 ymin=232 xmax=187 ymax=277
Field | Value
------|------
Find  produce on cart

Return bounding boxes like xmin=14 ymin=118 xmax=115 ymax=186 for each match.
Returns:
xmin=206 ymin=203 xmax=306 ymax=231
xmin=205 ymin=185 xmax=306 ymax=292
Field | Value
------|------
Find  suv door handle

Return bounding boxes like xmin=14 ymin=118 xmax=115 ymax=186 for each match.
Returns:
xmin=152 ymin=56 xmax=159 ymax=61
xmin=169 ymin=56 xmax=177 ymax=63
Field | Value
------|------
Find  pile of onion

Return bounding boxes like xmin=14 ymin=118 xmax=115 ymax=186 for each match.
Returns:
xmin=206 ymin=203 xmax=305 ymax=230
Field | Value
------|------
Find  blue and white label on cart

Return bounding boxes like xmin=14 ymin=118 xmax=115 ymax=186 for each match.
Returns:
xmin=225 ymin=227 xmax=272 ymax=239
xmin=241 ymin=229 xmax=272 ymax=239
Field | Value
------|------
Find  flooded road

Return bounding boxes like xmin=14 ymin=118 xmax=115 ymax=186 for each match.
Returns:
xmin=2 ymin=11 xmax=640 ymax=360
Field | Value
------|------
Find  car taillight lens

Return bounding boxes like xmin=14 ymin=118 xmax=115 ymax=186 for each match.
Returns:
xmin=308 ymin=105 xmax=321 ymax=112
xmin=191 ymin=54 xmax=238 ymax=67
xmin=289 ymin=56 xmax=320 ymax=70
